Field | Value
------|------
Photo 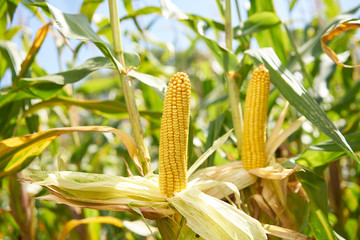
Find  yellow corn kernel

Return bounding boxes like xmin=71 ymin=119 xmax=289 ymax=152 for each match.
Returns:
xmin=159 ymin=72 xmax=191 ymax=197
xmin=241 ymin=65 xmax=270 ymax=170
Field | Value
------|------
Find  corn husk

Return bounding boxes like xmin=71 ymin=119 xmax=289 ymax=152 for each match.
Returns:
xmin=249 ymin=164 xmax=303 ymax=180
xmin=21 ymin=168 xmax=267 ymax=239
xmin=168 ymin=188 xmax=267 ymax=240
xmin=190 ymin=161 xmax=256 ymax=199
xmin=21 ymin=169 xmax=173 ymax=219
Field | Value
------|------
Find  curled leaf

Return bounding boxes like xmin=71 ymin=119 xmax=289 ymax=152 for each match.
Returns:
xmin=321 ymin=20 xmax=360 ymax=68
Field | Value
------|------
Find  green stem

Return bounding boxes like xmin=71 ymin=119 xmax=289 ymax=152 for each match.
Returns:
xmin=224 ymin=0 xmax=243 ymax=154
xmin=234 ymin=0 xmax=242 ymax=23
xmin=108 ymin=0 xmax=150 ymax=174
xmin=108 ymin=0 xmax=125 ymax=65
xmin=224 ymin=0 xmax=233 ymax=50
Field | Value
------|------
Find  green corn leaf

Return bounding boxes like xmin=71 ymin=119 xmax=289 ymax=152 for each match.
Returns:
xmin=0 ymin=126 xmax=140 ymax=178
xmin=21 ymin=57 xmax=113 ymax=85
xmin=234 ymin=11 xmax=281 ymax=37
xmin=297 ymin=170 xmax=337 ymax=240
xmin=0 ymin=57 xmax=113 ymax=107
xmin=80 ymin=0 xmax=104 ymax=22
xmin=294 ymin=132 xmax=360 ymax=168
xmin=0 ymin=40 xmax=24 ymax=80
xmin=23 ymin=96 xmax=162 ymax=120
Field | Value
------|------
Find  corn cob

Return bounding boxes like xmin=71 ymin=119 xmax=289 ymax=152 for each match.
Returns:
xmin=159 ymin=72 xmax=191 ymax=197
xmin=241 ymin=65 xmax=270 ymax=170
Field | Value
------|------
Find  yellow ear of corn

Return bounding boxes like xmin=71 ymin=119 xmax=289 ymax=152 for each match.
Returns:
xmin=159 ymin=72 xmax=191 ymax=197
xmin=241 ymin=65 xmax=270 ymax=170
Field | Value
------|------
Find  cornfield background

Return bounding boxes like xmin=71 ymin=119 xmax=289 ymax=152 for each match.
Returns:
xmin=1 ymin=0 xmax=360 ymax=239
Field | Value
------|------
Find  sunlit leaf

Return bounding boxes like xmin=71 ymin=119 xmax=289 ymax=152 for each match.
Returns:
xmin=120 ymin=6 xmax=161 ymax=21
xmin=21 ymin=57 xmax=113 ymax=85
xmin=124 ymin=51 xmax=140 ymax=69
xmin=128 ymin=70 xmax=166 ymax=99
xmin=0 ymin=126 xmax=140 ymax=178
xmin=0 ymin=57 xmax=113 ymax=107
xmin=159 ymin=0 xmax=188 ymax=20
xmin=295 ymin=132 xmax=360 ymax=168
xmin=17 ymin=22 xmax=50 ymax=81
xmin=248 ymin=0 xmax=289 ymax=63
xmin=24 ymin=2 xmax=167 ymax=98
xmin=24 ymin=0 xmax=124 ymax=72
xmin=80 ymin=0 xmax=104 ymax=22
xmin=23 ymin=96 xmax=161 ymax=119
xmin=234 ymin=12 xmax=281 ymax=37
xmin=323 ymin=0 xmax=341 ymax=19
xmin=0 ymin=40 xmax=24 ymax=79
xmin=183 ymin=19 xmax=239 ymax=72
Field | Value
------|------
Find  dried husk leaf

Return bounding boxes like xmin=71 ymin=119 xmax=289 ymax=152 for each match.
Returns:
xmin=123 ymin=220 xmax=158 ymax=237
xmin=321 ymin=20 xmax=360 ymax=68
xmin=261 ymin=179 xmax=297 ymax=230
xmin=248 ymin=194 xmax=276 ymax=222
xmin=189 ymin=161 xmax=257 ymax=198
xmin=249 ymin=164 xmax=303 ymax=180
xmin=263 ymin=224 xmax=310 ymax=240
xmin=190 ymin=178 xmax=241 ymax=206
xmin=266 ymin=116 xmax=305 ymax=161
xmin=168 ymin=188 xmax=267 ymax=240
xmin=21 ymin=169 xmax=174 ymax=219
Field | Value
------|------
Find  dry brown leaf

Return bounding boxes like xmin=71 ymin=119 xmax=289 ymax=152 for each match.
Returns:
xmin=249 ymin=165 xmax=303 ymax=180
xmin=262 ymin=180 xmax=297 ymax=230
xmin=321 ymin=20 xmax=360 ymax=68
xmin=249 ymin=193 xmax=277 ymax=223
xmin=263 ymin=224 xmax=310 ymax=240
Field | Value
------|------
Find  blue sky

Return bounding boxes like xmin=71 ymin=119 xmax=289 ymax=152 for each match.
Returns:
xmin=1 ymin=0 xmax=359 ymax=85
